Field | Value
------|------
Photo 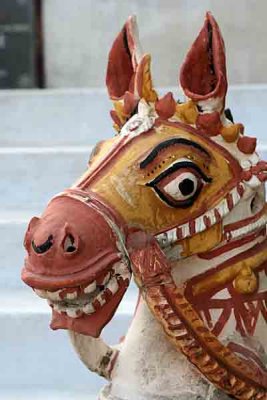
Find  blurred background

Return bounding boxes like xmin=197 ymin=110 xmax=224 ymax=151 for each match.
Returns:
xmin=0 ymin=1 xmax=267 ymax=399
xmin=1 ymin=0 xmax=267 ymax=89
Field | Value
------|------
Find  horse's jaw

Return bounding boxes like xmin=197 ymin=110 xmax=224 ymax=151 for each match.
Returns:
xmin=35 ymin=262 xmax=131 ymax=338
xmin=26 ymin=260 xmax=131 ymax=338
xmin=22 ymin=193 xmax=132 ymax=338
xmin=50 ymin=273 xmax=130 ymax=337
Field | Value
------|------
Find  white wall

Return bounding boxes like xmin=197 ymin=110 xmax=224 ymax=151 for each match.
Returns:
xmin=43 ymin=0 xmax=267 ymax=88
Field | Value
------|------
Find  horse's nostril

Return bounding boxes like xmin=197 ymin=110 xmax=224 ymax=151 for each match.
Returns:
xmin=63 ymin=234 xmax=77 ymax=253
xmin=32 ymin=235 xmax=53 ymax=254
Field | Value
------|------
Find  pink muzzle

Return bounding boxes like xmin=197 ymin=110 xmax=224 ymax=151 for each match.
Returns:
xmin=22 ymin=190 xmax=127 ymax=289
xmin=21 ymin=189 xmax=131 ymax=337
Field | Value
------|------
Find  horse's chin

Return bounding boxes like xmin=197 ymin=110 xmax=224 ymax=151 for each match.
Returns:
xmin=28 ymin=261 xmax=131 ymax=337
xmin=50 ymin=281 xmax=129 ymax=337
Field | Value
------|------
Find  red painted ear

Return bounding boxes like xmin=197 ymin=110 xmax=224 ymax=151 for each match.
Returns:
xmin=180 ymin=12 xmax=227 ymax=104
xmin=106 ymin=16 xmax=143 ymax=99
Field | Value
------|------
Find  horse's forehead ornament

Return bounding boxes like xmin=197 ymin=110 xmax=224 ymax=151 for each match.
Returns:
xmin=22 ymin=12 xmax=267 ymax=400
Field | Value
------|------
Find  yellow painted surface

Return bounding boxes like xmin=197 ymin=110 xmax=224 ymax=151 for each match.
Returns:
xmin=88 ymin=122 xmax=236 ymax=233
xmin=193 ymin=243 xmax=267 ymax=296
xmin=180 ymin=223 xmax=222 ymax=257
xmin=234 ymin=265 xmax=258 ymax=294
xmin=175 ymin=101 xmax=198 ymax=124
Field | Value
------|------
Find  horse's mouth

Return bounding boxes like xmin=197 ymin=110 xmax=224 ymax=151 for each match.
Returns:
xmin=28 ymin=261 xmax=131 ymax=337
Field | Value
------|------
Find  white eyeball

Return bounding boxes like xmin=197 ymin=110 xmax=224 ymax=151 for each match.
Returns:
xmin=163 ymin=172 xmax=199 ymax=201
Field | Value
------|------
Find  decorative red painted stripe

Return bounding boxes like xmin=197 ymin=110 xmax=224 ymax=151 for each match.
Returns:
xmin=224 ymin=205 xmax=267 ymax=233
xmin=237 ymin=183 xmax=244 ymax=197
xmin=204 ymin=215 xmax=211 ymax=228
xmin=226 ymin=193 xmax=234 ymax=211
xmin=214 ymin=208 xmax=221 ymax=223
xmin=176 ymin=227 xmax=183 ymax=240
xmin=199 ymin=229 xmax=265 ymax=260
xmin=189 ymin=219 xmax=196 ymax=235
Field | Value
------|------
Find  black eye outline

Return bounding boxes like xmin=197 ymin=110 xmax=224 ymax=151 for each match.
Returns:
xmin=146 ymin=161 xmax=212 ymax=208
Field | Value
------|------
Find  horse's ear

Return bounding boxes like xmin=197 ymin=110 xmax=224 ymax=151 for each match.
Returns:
xmin=106 ymin=16 xmax=143 ymax=99
xmin=180 ymin=12 xmax=227 ymax=114
xmin=107 ymin=16 xmax=157 ymax=131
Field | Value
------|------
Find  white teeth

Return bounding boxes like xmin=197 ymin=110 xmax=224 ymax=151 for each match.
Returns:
xmin=113 ymin=262 xmax=126 ymax=275
xmin=84 ymin=281 xmax=96 ymax=294
xmin=53 ymin=303 xmax=62 ymax=313
xmin=95 ymin=294 xmax=106 ymax=306
xmin=107 ymin=277 xmax=119 ymax=294
xmin=121 ymin=271 xmax=131 ymax=281
xmin=33 ymin=263 xmax=131 ymax=320
xmin=112 ymin=262 xmax=131 ymax=281
xmin=83 ymin=303 xmax=95 ymax=315
xmin=34 ymin=289 xmax=47 ymax=299
xmin=46 ymin=290 xmax=61 ymax=301
xmin=65 ymin=291 xmax=77 ymax=300
xmin=66 ymin=308 xmax=79 ymax=318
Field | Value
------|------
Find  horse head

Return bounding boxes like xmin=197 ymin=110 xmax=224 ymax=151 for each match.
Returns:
xmin=22 ymin=13 xmax=267 ymax=398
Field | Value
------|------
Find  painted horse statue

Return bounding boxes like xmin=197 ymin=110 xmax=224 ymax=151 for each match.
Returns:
xmin=22 ymin=13 xmax=267 ymax=400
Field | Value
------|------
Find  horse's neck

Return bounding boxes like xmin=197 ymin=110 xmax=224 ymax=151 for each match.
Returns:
xmin=171 ymin=239 xmax=267 ymax=345
xmin=108 ymin=295 xmax=209 ymax=400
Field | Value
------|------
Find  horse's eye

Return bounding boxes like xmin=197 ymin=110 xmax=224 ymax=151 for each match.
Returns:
xmin=164 ymin=171 xmax=199 ymax=199
xmin=147 ymin=161 xmax=212 ymax=208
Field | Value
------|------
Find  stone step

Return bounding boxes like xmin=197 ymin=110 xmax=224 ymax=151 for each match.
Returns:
xmin=0 ymin=387 xmax=97 ymax=400
xmin=0 ymin=86 xmax=266 ymax=147
xmin=0 ymin=288 xmax=137 ymax=394
xmin=0 ymin=148 xmax=89 ymax=215
xmin=0 ymin=220 xmax=27 ymax=289
xmin=0 ymin=89 xmax=111 ymax=147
